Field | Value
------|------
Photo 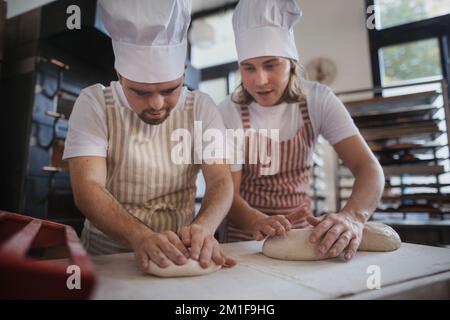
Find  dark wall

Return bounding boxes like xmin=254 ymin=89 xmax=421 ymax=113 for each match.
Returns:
xmin=0 ymin=1 xmax=114 ymax=234
xmin=0 ymin=72 xmax=36 ymax=212
xmin=0 ymin=0 xmax=200 ymax=233
xmin=0 ymin=0 xmax=6 ymax=70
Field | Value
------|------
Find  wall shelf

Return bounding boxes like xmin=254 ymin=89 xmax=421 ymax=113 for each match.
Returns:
xmin=335 ymin=79 xmax=450 ymax=221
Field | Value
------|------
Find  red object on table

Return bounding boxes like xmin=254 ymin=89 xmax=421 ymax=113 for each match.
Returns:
xmin=0 ymin=211 xmax=96 ymax=299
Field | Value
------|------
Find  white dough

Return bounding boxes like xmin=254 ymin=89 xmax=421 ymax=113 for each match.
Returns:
xmin=359 ymin=222 xmax=401 ymax=252
xmin=146 ymin=258 xmax=222 ymax=277
xmin=262 ymin=222 xmax=401 ymax=261
xmin=262 ymin=228 xmax=328 ymax=261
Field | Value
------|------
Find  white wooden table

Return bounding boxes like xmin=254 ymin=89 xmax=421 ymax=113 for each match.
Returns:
xmin=89 ymin=241 xmax=450 ymax=299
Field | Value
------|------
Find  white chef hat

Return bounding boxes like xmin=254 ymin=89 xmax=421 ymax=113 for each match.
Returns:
xmin=99 ymin=0 xmax=191 ymax=83
xmin=232 ymin=0 xmax=302 ymax=63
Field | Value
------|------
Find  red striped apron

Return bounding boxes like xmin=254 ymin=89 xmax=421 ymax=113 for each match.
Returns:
xmin=226 ymin=100 xmax=315 ymax=242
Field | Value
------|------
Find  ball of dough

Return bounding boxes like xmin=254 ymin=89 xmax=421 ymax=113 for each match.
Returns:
xmin=262 ymin=228 xmax=329 ymax=261
xmin=359 ymin=222 xmax=401 ymax=252
xmin=146 ymin=258 xmax=221 ymax=277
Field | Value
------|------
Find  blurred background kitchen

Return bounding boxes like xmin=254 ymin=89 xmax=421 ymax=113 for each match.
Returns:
xmin=1 ymin=0 xmax=449 ymax=247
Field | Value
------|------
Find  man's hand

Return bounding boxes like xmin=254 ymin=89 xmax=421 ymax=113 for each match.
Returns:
xmin=179 ymin=223 xmax=237 ymax=268
xmin=250 ymin=206 xmax=313 ymax=241
xmin=131 ymin=230 xmax=190 ymax=272
xmin=306 ymin=212 xmax=364 ymax=261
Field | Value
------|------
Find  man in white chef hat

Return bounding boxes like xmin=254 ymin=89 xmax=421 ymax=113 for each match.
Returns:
xmin=63 ymin=0 xmax=236 ymax=272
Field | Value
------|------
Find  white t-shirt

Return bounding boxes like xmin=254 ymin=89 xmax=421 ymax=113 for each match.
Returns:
xmin=63 ymin=81 xmax=227 ymax=161
xmin=218 ymin=80 xmax=360 ymax=171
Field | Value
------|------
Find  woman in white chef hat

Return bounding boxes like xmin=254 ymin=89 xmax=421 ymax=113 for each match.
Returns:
xmin=218 ymin=0 xmax=384 ymax=261
xmin=64 ymin=0 xmax=236 ymax=271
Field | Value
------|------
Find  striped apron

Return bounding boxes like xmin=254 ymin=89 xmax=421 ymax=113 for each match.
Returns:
xmin=81 ymin=87 xmax=200 ymax=255
xmin=225 ymin=100 xmax=315 ymax=242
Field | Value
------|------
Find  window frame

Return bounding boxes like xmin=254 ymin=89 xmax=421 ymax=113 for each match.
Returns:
xmin=189 ymin=2 xmax=239 ymax=95
xmin=365 ymin=0 xmax=450 ymax=96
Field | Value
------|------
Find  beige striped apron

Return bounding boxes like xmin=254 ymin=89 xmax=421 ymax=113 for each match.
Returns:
xmin=225 ymin=100 xmax=315 ymax=242
xmin=81 ymin=87 xmax=200 ymax=255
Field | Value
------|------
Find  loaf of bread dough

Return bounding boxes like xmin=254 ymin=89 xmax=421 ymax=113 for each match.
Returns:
xmin=263 ymin=222 xmax=401 ymax=261
xmin=262 ymin=228 xmax=328 ymax=261
xmin=359 ymin=222 xmax=401 ymax=251
xmin=146 ymin=258 xmax=221 ymax=277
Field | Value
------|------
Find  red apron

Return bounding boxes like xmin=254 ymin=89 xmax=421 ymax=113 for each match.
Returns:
xmin=225 ymin=100 xmax=315 ymax=242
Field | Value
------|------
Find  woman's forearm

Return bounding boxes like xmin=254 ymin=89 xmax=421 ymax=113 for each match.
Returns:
xmin=227 ymin=194 xmax=268 ymax=232
xmin=341 ymin=160 xmax=385 ymax=223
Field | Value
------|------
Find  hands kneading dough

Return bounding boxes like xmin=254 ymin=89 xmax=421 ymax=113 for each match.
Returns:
xmin=146 ymin=258 xmax=222 ymax=277
xmin=263 ymin=222 xmax=401 ymax=261
xmin=144 ymin=222 xmax=401 ymax=275
xmin=139 ymin=224 xmax=236 ymax=277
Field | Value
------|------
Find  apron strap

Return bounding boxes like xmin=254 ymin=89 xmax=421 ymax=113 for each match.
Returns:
xmin=298 ymin=99 xmax=312 ymax=126
xmin=103 ymin=87 xmax=115 ymax=108
xmin=239 ymin=104 xmax=252 ymax=130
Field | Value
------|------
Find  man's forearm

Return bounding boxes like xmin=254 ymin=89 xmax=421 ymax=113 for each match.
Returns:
xmin=342 ymin=161 xmax=385 ymax=223
xmin=73 ymin=181 xmax=151 ymax=248
xmin=194 ymin=176 xmax=233 ymax=233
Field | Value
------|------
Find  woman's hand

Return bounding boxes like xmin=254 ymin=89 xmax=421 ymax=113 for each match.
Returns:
xmin=250 ymin=214 xmax=292 ymax=240
xmin=288 ymin=205 xmax=314 ymax=229
xmin=250 ymin=206 xmax=313 ymax=240
xmin=306 ymin=212 xmax=364 ymax=261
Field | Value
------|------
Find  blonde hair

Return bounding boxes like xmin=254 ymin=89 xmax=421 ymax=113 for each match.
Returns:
xmin=231 ymin=59 xmax=307 ymax=106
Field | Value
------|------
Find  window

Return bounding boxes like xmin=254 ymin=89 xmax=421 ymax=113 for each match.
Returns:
xmin=199 ymin=77 xmax=228 ymax=104
xmin=366 ymin=0 xmax=450 ymax=94
xmin=190 ymin=9 xmax=237 ymax=69
xmin=380 ymin=38 xmax=442 ymax=86
xmin=190 ymin=8 xmax=239 ymax=104
xmin=190 ymin=6 xmax=240 ymax=204
xmin=375 ymin=0 xmax=450 ymax=29
xmin=365 ymin=1 xmax=450 ymax=223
